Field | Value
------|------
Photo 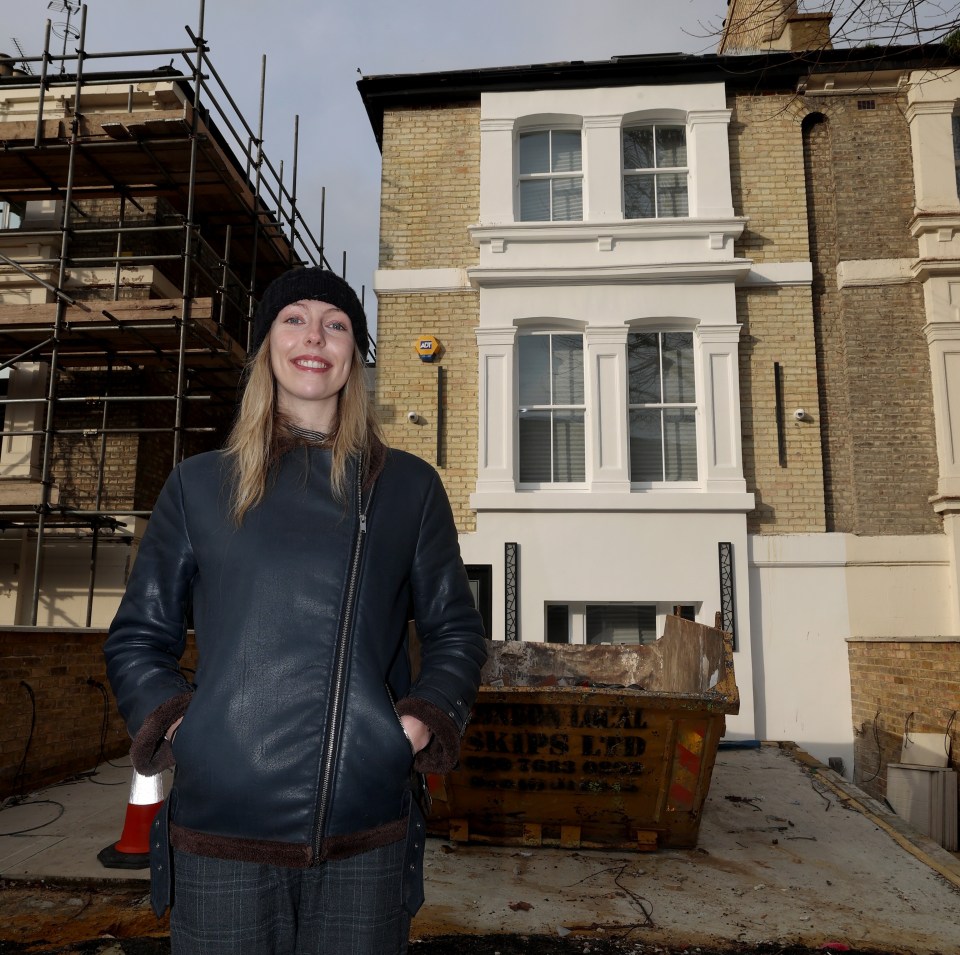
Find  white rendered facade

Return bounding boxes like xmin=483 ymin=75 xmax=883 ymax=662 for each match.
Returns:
xmin=460 ymin=83 xmax=760 ymax=739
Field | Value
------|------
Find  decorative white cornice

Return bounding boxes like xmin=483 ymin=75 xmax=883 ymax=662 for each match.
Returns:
xmin=584 ymin=325 xmax=630 ymax=344
xmin=913 ymin=258 xmax=960 ymax=282
xmin=836 ymin=259 xmax=915 ymax=289
xmin=467 ymin=260 xmax=753 ymax=288
xmin=469 ymin=490 xmax=756 ymax=513
xmin=582 ymin=114 xmax=622 ymax=129
xmin=475 ymin=327 xmax=517 ymax=346
xmin=924 ymin=321 xmax=960 ymax=344
xmin=687 ymin=109 xmax=732 ymax=126
xmin=697 ymin=324 xmax=744 ymax=344
xmin=470 ymin=217 xmax=747 ymax=246
xmin=742 ymin=262 xmax=812 ymax=287
xmin=373 ymin=268 xmax=472 ymax=294
xmin=911 ymin=213 xmax=960 ymax=238
xmin=904 ymin=100 xmax=957 ymax=123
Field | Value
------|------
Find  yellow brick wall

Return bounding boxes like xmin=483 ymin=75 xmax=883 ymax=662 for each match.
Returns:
xmin=728 ymin=94 xmax=810 ymax=263
xmin=379 ymin=103 xmax=480 ymax=269
xmin=736 ymin=286 xmax=826 ymax=533
xmin=376 ymin=103 xmax=481 ymax=530
xmin=728 ymin=92 xmax=826 ymax=532
xmin=375 ymin=293 xmax=480 ymax=531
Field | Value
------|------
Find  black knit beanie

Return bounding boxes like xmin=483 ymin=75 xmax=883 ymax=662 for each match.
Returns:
xmin=250 ymin=268 xmax=368 ymax=357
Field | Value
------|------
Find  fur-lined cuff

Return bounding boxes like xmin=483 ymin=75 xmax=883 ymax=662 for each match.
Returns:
xmin=129 ymin=691 xmax=193 ymax=775
xmin=395 ymin=697 xmax=461 ymax=775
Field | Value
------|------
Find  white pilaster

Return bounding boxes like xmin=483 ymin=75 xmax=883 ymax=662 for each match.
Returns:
xmin=476 ymin=326 xmax=517 ymax=492
xmin=585 ymin=325 xmax=630 ymax=492
xmin=687 ymin=109 xmax=735 ymax=219
xmin=697 ymin=324 xmax=746 ymax=492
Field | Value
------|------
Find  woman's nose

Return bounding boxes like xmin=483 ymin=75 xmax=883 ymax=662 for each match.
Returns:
xmin=304 ymin=323 xmax=325 ymax=344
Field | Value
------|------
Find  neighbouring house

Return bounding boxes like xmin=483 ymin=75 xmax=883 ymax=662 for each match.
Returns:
xmin=357 ymin=9 xmax=960 ymax=799
xmin=0 ymin=29 xmax=334 ymax=792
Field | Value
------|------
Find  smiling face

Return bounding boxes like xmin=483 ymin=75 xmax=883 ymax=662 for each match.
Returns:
xmin=268 ymin=299 xmax=355 ymax=432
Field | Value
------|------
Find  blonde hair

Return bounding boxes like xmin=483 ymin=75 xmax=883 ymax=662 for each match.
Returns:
xmin=224 ymin=338 xmax=383 ymax=526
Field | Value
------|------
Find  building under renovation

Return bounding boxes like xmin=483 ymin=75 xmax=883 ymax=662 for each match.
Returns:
xmin=0 ymin=10 xmax=353 ymax=793
xmin=0 ymin=14 xmax=338 ymax=631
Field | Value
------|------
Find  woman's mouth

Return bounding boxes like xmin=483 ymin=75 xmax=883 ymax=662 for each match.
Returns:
xmin=293 ymin=357 xmax=330 ymax=371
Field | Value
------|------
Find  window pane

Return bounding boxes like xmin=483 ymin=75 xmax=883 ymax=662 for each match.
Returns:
xmin=622 ymin=127 xmax=653 ymax=170
xmin=546 ymin=604 xmax=569 ymax=644
xmin=518 ymin=334 xmax=551 ymax=406
xmin=661 ymin=332 xmax=695 ymax=403
xmin=655 ymin=126 xmax=687 ymax=168
xmin=624 ymin=175 xmax=655 ymax=219
xmin=552 ymin=334 xmax=584 ymax=404
xmin=551 ymin=130 xmax=582 ymax=173
xmin=629 ymin=409 xmax=663 ymax=482
xmin=519 ymin=131 xmax=549 ymax=175
xmin=552 ymin=410 xmax=585 ymax=482
xmin=656 ymin=172 xmax=688 ymax=217
xmin=519 ymin=179 xmax=550 ymax=221
xmin=519 ymin=411 xmax=552 ymax=482
xmin=628 ymin=332 xmax=661 ymax=404
xmin=551 ymin=177 xmax=582 ymax=221
xmin=663 ymin=409 xmax=698 ymax=481
xmin=586 ymin=604 xmax=657 ymax=645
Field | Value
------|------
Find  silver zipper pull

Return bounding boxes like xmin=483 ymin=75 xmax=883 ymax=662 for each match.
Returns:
xmin=359 ymin=513 xmax=367 ymax=534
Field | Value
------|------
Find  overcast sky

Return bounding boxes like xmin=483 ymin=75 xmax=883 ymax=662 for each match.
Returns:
xmin=4 ymin=0 xmax=727 ymax=332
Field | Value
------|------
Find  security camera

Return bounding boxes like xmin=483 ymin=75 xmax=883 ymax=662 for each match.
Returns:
xmin=793 ymin=409 xmax=806 ymax=421
xmin=406 ymin=411 xmax=420 ymax=424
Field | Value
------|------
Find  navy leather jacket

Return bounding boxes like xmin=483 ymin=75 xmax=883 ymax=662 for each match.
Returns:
xmin=105 ymin=445 xmax=486 ymax=869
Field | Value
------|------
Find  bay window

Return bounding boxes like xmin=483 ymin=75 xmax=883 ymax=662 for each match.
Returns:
xmin=518 ymin=331 xmax=585 ymax=483
xmin=628 ymin=331 xmax=697 ymax=483
xmin=622 ymin=124 xmax=689 ymax=219
xmin=518 ymin=129 xmax=583 ymax=221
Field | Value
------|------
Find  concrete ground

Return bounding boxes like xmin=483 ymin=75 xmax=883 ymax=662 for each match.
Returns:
xmin=1 ymin=744 xmax=959 ymax=953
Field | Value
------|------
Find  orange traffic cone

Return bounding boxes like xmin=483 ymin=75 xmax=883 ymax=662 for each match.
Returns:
xmin=97 ymin=769 xmax=164 ymax=869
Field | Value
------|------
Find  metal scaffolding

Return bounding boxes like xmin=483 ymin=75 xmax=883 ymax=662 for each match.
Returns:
xmin=0 ymin=1 xmax=345 ymax=626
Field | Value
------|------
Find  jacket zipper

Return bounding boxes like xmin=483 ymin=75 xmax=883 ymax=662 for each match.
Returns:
xmin=312 ymin=455 xmax=374 ymax=861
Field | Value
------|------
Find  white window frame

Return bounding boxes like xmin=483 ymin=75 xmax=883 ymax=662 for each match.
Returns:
xmin=622 ymin=122 xmax=690 ymax=220
xmin=516 ymin=328 xmax=587 ymax=488
xmin=627 ymin=329 xmax=700 ymax=487
xmin=516 ymin=127 xmax=584 ymax=222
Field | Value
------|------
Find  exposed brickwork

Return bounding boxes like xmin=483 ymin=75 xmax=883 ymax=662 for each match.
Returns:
xmin=0 ymin=628 xmax=198 ymax=796
xmin=378 ymin=103 xmax=480 ymax=269
xmin=376 ymin=102 xmax=481 ymax=531
xmin=375 ymin=292 xmax=480 ymax=531
xmin=728 ymin=94 xmax=810 ymax=263
xmin=848 ymin=640 xmax=960 ymax=802
xmin=800 ymin=101 xmax=939 ymax=536
xmin=730 ymin=89 xmax=939 ymax=536
xmin=737 ymin=286 xmax=826 ymax=533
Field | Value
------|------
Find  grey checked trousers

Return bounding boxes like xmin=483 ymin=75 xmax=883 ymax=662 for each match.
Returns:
xmin=169 ymin=842 xmax=411 ymax=955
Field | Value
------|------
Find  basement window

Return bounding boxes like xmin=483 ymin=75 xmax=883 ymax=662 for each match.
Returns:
xmin=545 ymin=602 xmax=698 ymax=645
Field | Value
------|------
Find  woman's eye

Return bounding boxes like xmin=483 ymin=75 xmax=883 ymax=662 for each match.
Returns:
xmin=283 ymin=314 xmax=304 ymax=324
xmin=328 ymin=321 xmax=347 ymax=331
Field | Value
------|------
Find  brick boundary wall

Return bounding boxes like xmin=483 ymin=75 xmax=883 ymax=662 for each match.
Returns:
xmin=847 ymin=638 xmax=960 ymax=803
xmin=0 ymin=628 xmax=197 ymax=798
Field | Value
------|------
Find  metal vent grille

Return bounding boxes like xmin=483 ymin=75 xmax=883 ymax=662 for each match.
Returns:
xmin=857 ymin=99 xmax=876 ymax=110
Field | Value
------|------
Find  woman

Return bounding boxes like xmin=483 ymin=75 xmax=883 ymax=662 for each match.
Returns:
xmin=105 ymin=267 xmax=487 ymax=954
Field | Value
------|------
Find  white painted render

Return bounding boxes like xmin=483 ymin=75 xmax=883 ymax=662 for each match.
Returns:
xmin=459 ymin=507 xmax=757 ymax=740
xmin=748 ymin=532 xmax=952 ymax=772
